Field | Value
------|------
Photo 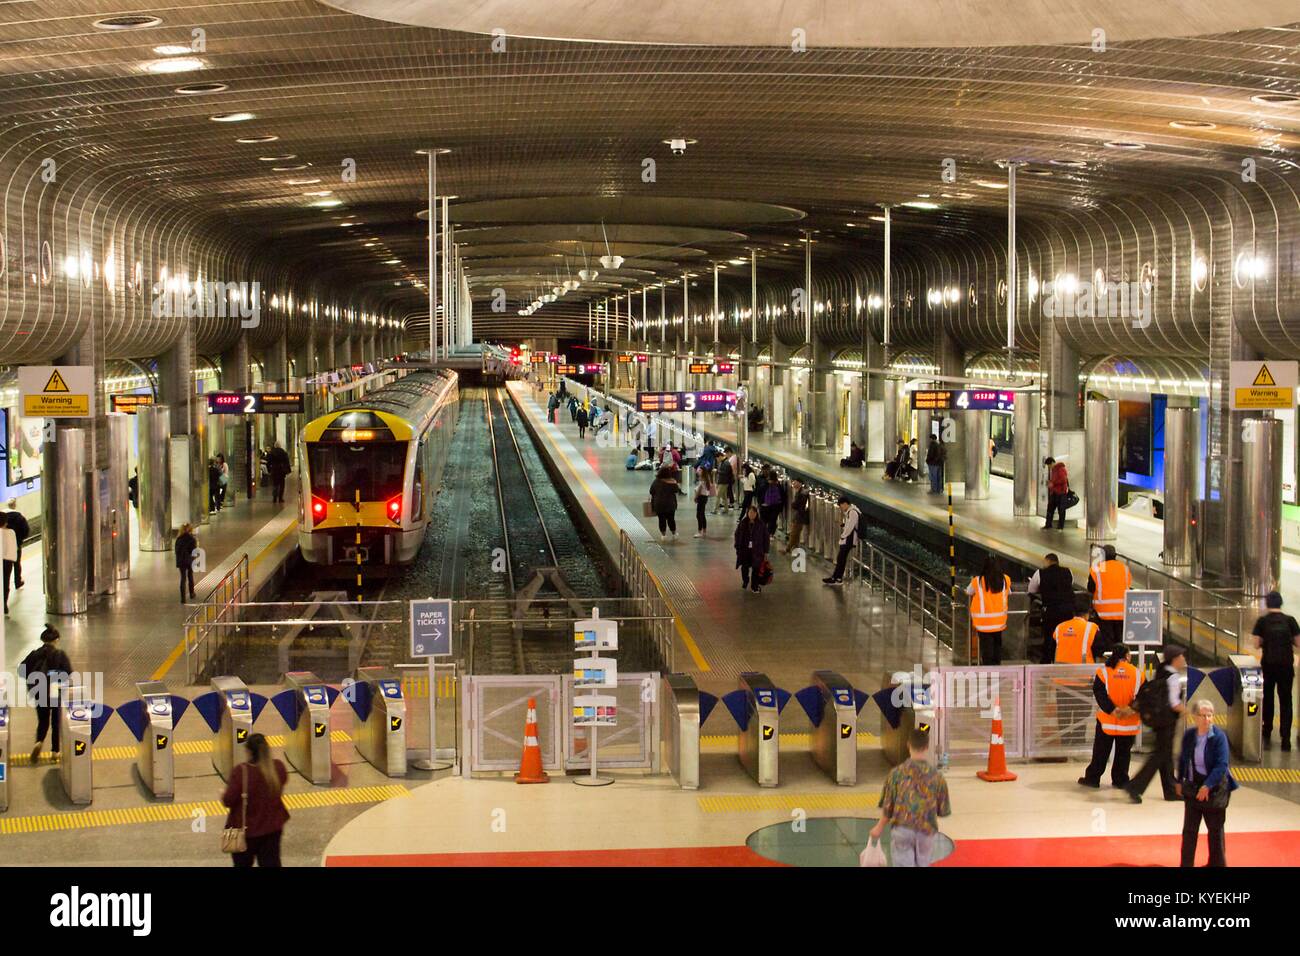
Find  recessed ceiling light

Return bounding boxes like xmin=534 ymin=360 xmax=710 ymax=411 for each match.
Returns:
xmin=302 ymin=190 xmax=332 ymax=197
xmin=258 ymin=154 xmax=295 ymax=162
xmin=1104 ymin=140 xmax=1146 ymax=150
xmin=414 ymin=148 xmax=452 ymax=156
xmin=339 ymin=222 xmax=356 ymax=227
xmin=661 ymin=138 xmax=698 ymax=146
xmin=285 ymin=178 xmax=320 ymax=185
xmin=235 ymin=134 xmax=278 ymax=143
xmin=312 ymin=199 xmax=342 ymax=208
xmin=175 ymin=82 xmax=227 ymax=95
xmin=384 ymin=259 xmax=401 ymax=264
xmin=1049 ymin=159 xmax=1088 ymax=168
xmin=210 ymin=112 xmax=255 ymax=122
xmin=142 ymin=57 xmax=205 ymax=74
xmin=152 ymin=44 xmax=193 ymax=56
xmin=916 ymin=193 xmax=931 ymax=198
xmin=869 ymin=215 xmax=886 ymax=222
xmin=902 ymin=200 xmax=940 ymax=210
xmin=1169 ymin=120 xmax=1217 ymax=130
xmin=1251 ymin=93 xmax=1300 ymax=107
xmin=93 ymin=15 xmax=163 ymax=30
xmin=973 ymin=179 xmax=1009 ymax=189
xmin=272 ymin=165 xmax=310 ymax=172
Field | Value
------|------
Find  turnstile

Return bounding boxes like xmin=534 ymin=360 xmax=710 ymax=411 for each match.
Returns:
xmin=115 ymin=681 xmax=183 ymax=798
xmin=60 ymin=687 xmax=95 ymax=805
xmin=880 ymin=669 xmax=936 ymax=766
xmin=0 ymin=703 xmax=9 ymax=812
xmin=809 ymin=671 xmax=858 ymax=786
xmin=661 ymin=674 xmax=702 ymax=790
xmin=210 ymin=676 xmax=257 ymax=781
xmin=738 ymin=672 xmax=781 ymax=787
xmin=275 ymin=671 xmax=335 ymax=785
xmin=1227 ymin=654 xmax=1264 ymax=763
xmin=351 ymin=666 xmax=407 ymax=777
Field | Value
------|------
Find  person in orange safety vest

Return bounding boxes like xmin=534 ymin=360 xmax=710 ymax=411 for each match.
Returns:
xmin=966 ymin=554 xmax=1011 ymax=665
xmin=1053 ymin=616 xmax=1099 ymax=664
xmin=1078 ymin=644 xmax=1143 ymax=789
xmin=1087 ymin=544 xmax=1131 ymax=657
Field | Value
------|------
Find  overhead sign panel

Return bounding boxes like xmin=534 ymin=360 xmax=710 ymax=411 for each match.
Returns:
xmin=19 ymin=366 xmax=93 ymax=418
xmin=1230 ymin=360 xmax=1297 ymax=410
xmin=910 ymin=389 xmax=1016 ymax=412
xmin=206 ymin=392 xmax=305 ymax=415
xmin=636 ymin=390 xmax=737 ymax=413
xmin=110 ymin=394 xmax=154 ymax=414
xmin=1123 ymin=589 xmax=1164 ymax=646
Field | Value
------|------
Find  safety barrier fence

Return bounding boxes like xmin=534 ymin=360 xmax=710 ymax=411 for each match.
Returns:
xmin=617 ymin=530 xmax=678 ymax=673
xmin=183 ymin=554 xmax=250 ymax=683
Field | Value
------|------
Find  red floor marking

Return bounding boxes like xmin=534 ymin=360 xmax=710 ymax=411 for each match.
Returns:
xmin=937 ymin=829 xmax=1300 ymax=867
xmin=326 ymin=845 xmax=784 ymax=867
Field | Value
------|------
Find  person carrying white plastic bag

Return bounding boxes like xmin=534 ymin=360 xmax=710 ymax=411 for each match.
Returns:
xmin=865 ymin=728 xmax=951 ymax=867
xmin=858 ymin=835 xmax=887 ymax=867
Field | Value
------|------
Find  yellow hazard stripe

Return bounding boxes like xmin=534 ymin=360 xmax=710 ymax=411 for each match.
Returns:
xmin=0 ymin=786 xmax=408 ymax=836
xmin=400 ymin=675 xmax=458 ymax=699
xmin=700 ymin=732 xmax=879 ymax=749
xmin=697 ymin=792 xmax=882 ymax=813
xmin=7 ymin=729 xmax=360 ymax=766
xmin=1231 ymin=767 xmax=1300 ymax=784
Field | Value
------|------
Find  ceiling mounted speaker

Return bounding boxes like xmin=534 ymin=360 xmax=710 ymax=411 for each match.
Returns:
xmin=599 ymin=255 xmax=624 ymax=269
xmin=579 ymin=269 xmax=599 ymax=282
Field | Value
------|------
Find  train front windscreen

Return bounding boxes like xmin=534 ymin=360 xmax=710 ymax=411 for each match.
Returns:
xmin=308 ymin=441 xmax=407 ymax=505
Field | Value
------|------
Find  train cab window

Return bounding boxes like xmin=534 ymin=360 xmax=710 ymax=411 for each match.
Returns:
xmin=309 ymin=441 xmax=407 ymax=503
xmin=413 ymin=465 xmax=424 ymax=521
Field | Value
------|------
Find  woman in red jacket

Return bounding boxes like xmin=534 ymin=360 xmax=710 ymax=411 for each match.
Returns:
xmin=1043 ymin=457 xmax=1070 ymax=530
xmin=221 ymin=733 xmax=290 ymax=867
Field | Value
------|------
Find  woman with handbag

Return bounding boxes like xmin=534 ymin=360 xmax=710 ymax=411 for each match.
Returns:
xmin=1043 ymin=457 xmax=1070 ymax=530
xmin=734 ymin=504 xmax=770 ymax=593
xmin=221 ymin=733 xmax=290 ymax=867
xmin=1176 ymin=699 xmax=1238 ymax=867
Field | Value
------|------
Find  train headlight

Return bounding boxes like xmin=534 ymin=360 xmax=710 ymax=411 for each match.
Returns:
xmin=386 ymin=493 xmax=403 ymax=522
xmin=311 ymin=495 xmax=328 ymax=525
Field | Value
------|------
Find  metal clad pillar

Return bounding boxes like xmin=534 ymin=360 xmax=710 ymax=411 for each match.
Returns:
xmin=44 ymin=427 xmax=88 ymax=614
xmin=964 ymin=410 xmax=991 ymax=500
xmin=1163 ymin=406 xmax=1199 ymax=567
xmin=1084 ymin=398 xmax=1118 ymax=541
xmin=1241 ymin=417 xmax=1283 ymax=598
xmin=882 ymin=378 xmax=901 ymax=452
xmin=138 ymin=405 xmax=172 ymax=552
xmin=106 ymin=413 xmax=131 ymax=580
xmin=1013 ymin=392 xmax=1040 ymax=516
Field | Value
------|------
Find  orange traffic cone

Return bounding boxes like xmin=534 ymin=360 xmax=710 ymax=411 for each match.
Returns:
xmin=514 ymin=697 xmax=550 ymax=784
xmin=976 ymin=697 xmax=1018 ymax=782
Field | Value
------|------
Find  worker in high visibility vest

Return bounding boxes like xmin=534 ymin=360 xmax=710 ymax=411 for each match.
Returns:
xmin=1078 ymin=644 xmax=1143 ymax=789
xmin=966 ymin=554 xmax=1012 ymax=665
xmin=1053 ymin=616 xmax=1099 ymax=664
xmin=1087 ymin=544 xmax=1131 ymax=657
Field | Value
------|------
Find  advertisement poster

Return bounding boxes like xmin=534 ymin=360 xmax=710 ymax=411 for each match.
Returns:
xmin=5 ymin=408 xmax=43 ymax=483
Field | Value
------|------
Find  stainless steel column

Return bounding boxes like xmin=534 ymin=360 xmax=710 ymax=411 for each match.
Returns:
xmin=1163 ymin=406 xmax=1199 ymax=567
xmin=1013 ymin=392 xmax=1040 ymax=516
xmin=138 ymin=405 xmax=172 ymax=551
xmin=1084 ymin=398 xmax=1118 ymax=541
xmin=1241 ymin=417 xmax=1283 ymax=599
xmin=964 ymin=410 xmax=991 ymax=500
xmin=43 ymin=428 xmax=88 ymax=614
xmin=882 ymin=378 xmax=900 ymax=452
xmin=106 ymin=413 xmax=131 ymax=580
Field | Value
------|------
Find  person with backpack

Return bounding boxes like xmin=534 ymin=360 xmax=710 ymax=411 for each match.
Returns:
xmin=715 ymin=450 xmax=735 ymax=514
xmin=1251 ymin=591 xmax=1300 ymax=751
xmin=693 ymin=466 xmax=715 ymax=538
xmin=823 ymin=496 xmax=861 ymax=586
xmin=734 ymin=504 xmax=770 ymax=593
xmin=22 ymin=626 xmax=73 ymax=763
xmin=1078 ymin=644 xmax=1143 ymax=790
xmin=1126 ymin=645 xmax=1187 ymax=803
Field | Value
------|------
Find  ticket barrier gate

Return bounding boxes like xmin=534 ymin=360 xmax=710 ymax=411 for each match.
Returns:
xmin=661 ymin=674 xmax=718 ymax=790
xmin=875 ymin=670 xmax=936 ymax=766
xmin=59 ymin=686 xmax=114 ymax=806
xmin=795 ymin=671 xmax=867 ymax=785
xmin=347 ymin=666 xmax=407 ymax=777
xmin=114 ymin=682 xmax=191 ymax=799
xmin=192 ymin=677 xmax=270 ymax=781
xmin=721 ymin=673 xmax=789 ymax=787
xmin=270 ymin=672 xmax=339 ymax=785
xmin=0 ymin=703 xmax=9 ymax=812
xmin=1215 ymin=656 xmax=1265 ymax=763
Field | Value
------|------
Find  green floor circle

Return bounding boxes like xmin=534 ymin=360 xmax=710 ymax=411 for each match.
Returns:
xmin=746 ymin=817 xmax=955 ymax=867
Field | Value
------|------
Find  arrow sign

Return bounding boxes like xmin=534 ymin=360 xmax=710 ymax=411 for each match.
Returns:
xmin=410 ymin=599 xmax=453 ymax=657
xmin=1123 ymin=589 xmax=1164 ymax=646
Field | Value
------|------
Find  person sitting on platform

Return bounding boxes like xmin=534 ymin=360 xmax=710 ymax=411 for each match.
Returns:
xmin=840 ymin=441 xmax=865 ymax=468
xmin=883 ymin=441 xmax=908 ymax=480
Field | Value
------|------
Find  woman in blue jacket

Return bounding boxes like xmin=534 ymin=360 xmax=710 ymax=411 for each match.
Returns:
xmin=1176 ymin=699 xmax=1238 ymax=867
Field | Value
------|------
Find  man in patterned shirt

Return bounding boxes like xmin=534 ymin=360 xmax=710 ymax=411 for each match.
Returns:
xmin=870 ymin=729 xmax=952 ymax=866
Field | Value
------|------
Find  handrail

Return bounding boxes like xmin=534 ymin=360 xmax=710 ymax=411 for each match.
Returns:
xmin=617 ymin=529 xmax=676 ymax=672
xmin=184 ymin=553 xmax=250 ymax=683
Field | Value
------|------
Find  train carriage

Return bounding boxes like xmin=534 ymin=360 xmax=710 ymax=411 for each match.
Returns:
xmin=297 ymin=369 xmax=458 ymax=569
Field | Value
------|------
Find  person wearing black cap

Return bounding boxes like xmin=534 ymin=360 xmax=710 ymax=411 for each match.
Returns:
xmin=20 ymin=626 xmax=74 ymax=763
xmin=1126 ymin=645 xmax=1187 ymax=803
xmin=1252 ymin=591 xmax=1300 ymax=751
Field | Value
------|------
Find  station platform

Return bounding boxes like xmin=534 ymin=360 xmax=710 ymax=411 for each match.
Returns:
xmin=3 ymin=490 xmax=298 ymax=689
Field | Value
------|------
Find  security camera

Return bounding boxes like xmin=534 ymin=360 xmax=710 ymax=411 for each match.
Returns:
xmin=669 ymin=138 xmax=687 ymax=156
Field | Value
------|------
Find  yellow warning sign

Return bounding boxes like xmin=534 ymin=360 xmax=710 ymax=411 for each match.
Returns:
xmin=44 ymin=369 xmax=70 ymax=392
xmin=1253 ymin=365 xmax=1277 ymax=387
xmin=1231 ymin=360 xmax=1298 ymax=411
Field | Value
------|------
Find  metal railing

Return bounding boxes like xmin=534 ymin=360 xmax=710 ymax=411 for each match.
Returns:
xmin=853 ymin=541 xmax=961 ymax=664
xmin=1117 ymin=552 xmax=1251 ymax=663
xmin=618 ymin=529 xmax=677 ymax=672
xmin=184 ymin=554 xmax=250 ymax=683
